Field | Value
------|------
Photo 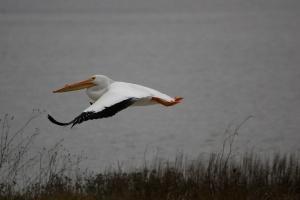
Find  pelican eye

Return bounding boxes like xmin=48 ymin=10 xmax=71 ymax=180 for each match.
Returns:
xmin=91 ymin=77 xmax=96 ymax=80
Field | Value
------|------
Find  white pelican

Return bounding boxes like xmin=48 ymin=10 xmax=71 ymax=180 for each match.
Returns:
xmin=48 ymin=75 xmax=183 ymax=127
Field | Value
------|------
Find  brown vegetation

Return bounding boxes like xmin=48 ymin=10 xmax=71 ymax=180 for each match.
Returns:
xmin=0 ymin=113 xmax=299 ymax=200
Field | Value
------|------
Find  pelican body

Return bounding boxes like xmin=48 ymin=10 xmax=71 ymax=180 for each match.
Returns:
xmin=48 ymin=75 xmax=183 ymax=127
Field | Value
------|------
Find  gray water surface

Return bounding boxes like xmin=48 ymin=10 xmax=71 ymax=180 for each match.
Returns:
xmin=0 ymin=2 xmax=299 ymax=169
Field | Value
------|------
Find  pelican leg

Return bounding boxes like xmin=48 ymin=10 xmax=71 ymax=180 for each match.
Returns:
xmin=151 ymin=96 xmax=183 ymax=107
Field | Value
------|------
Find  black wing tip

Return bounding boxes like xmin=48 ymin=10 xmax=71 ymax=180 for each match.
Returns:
xmin=70 ymin=98 xmax=136 ymax=127
xmin=48 ymin=98 xmax=137 ymax=128
xmin=48 ymin=114 xmax=72 ymax=127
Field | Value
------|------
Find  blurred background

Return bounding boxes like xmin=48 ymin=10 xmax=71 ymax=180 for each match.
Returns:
xmin=0 ymin=0 xmax=299 ymax=169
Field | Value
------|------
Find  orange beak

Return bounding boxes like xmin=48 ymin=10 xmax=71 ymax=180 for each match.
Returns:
xmin=53 ymin=77 xmax=96 ymax=93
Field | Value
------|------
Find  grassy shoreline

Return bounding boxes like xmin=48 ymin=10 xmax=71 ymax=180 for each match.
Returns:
xmin=1 ymin=113 xmax=299 ymax=199
xmin=1 ymin=152 xmax=299 ymax=200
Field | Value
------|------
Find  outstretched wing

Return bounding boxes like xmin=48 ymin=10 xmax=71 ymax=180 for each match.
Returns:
xmin=48 ymin=82 xmax=152 ymax=127
xmin=70 ymin=97 xmax=137 ymax=127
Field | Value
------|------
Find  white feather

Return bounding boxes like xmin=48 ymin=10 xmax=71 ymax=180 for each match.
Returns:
xmin=84 ymin=82 xmax=174 ymax=113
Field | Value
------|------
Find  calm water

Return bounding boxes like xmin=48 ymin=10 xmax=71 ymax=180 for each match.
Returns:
xmin=0 ymin=10 xmax=299 ymax=169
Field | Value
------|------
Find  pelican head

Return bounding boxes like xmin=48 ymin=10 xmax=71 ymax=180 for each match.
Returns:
xmin=53 ymin=75 xmax=113 ymax=93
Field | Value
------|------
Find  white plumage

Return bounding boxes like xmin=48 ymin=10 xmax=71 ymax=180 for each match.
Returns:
xmin=48 ymin=75 xmax=183 ymax=127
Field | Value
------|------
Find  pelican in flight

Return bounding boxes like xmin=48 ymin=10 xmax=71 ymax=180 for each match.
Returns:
xmin=48 ymin=75 xmax=183 ymax=127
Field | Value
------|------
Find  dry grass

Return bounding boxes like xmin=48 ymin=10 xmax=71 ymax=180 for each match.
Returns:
xmin=4 ymin=152 xmax=296 ymax=200
xmin=0 ymin=113 xmax=299 ymax=200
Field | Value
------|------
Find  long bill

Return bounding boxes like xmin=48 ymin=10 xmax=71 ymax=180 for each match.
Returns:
xmin=53 ymin=78 xmax=96 ymax=93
